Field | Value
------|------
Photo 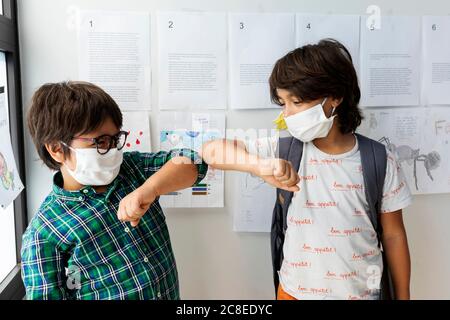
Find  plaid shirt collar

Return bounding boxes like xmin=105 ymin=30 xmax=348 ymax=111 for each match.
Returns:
xmin=51 ymin=170 xmax=121 ymax=202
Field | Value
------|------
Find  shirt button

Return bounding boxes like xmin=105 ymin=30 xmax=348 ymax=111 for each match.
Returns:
xmin=124 ymin=227 xmax=130 ymax=233
xmin=78 ymin=196 xmax=84 ymax=201
xmin=143 ymin=257 xmax=149 ymax=263
xmin=83 ymin=189 xmax=89 ymax=194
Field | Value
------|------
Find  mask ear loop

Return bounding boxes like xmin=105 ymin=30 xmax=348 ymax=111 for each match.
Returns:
xmin=60 ymin=141 xmax=75 ymax=152
xmin=322 ymin=97 xmax=336 ymax=118
xmin=330 ymin=106 xmax=336 ymax=117
xmin=59 ymin=141 xmax=77 ymax=172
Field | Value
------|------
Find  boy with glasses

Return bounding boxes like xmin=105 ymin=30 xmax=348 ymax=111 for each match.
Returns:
xmin=21 ymin=81 xmax=208 ymax=299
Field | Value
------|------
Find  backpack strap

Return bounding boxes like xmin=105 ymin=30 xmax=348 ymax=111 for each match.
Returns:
xmin=277 ymin=136 xmax=303 ymax=232
xmin=355 ymin=133 xmax=387 ymax=241
xmin=271 ymin=135 xmax=303 ymax=294
xmin=356 ymin=133 xmax=394 ymax=300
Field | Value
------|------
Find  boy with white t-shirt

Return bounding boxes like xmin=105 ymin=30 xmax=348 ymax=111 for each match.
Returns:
xmin=201 ymin=39 xmax=412 ymax=300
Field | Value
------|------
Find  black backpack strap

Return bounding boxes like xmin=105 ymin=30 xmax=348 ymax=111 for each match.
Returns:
xmin=356 ymin=133 xmax=394 ymax=300
xmin=356 ymin=133 xmax=387 ymax=240
xmin=271 ymin=135 xmax=303 ymax=295
xmin=278 ymin=137 xmax=303 ymax=231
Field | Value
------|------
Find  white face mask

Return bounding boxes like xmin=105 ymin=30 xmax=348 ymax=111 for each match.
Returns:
xmin=284 ymin=98 xmax=336 ymax=142
xmin=62 ymin=144 xmax=123 ymax=186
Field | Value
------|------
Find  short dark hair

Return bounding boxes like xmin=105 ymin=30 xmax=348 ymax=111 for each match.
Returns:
xmin=269 ymin=38 xmax=362 ymax=134
xmin=27 ymin=81 xmax=123 ymax=170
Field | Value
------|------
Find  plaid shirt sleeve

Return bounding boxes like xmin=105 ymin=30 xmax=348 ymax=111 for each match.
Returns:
xmin=21 ymin=223 xmax=70 ymax=300
xmin=129 ymin=149 xmax=208 ymax=185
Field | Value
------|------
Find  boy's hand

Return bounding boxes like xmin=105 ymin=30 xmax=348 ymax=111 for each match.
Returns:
xmin=117 ymin=184 xmax=157 ymax=227
xmin=254 ymin=158 xmax=300 ymax=192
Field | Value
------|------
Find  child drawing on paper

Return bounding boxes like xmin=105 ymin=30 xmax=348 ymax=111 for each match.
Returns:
xmin=124 ymin=130 xmax=143 ymax=149
xmin=0 ymin=151 xmax=15 ymax=190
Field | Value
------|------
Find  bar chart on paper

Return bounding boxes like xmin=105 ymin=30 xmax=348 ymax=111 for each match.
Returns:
xmin=158 ymin=112 xmax=225 ymax=208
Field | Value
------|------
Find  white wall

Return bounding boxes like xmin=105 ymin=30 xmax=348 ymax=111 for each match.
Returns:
xmin=18 ymin=0 xmax=450 ymax=299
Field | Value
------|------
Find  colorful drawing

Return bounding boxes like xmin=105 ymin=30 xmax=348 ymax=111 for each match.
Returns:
xmin=160 ymin=130 xmax=220 ymax=151
xmin=0 ymin=151 xmax=14 ymax=191
xmin=122 ymin=111 xmax=151 ymax=152
xmin=124 ymin=130 xmax=143 ymax=149
xmin=158 ymin=112 xmax=225 ymax=207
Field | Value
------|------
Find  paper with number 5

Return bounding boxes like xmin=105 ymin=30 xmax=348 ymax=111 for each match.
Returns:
xmin=359 ymin=16 xmax=421 ymax=107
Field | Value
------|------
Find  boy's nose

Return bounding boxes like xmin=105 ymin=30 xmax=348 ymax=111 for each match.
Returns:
xmin=283 ymin=105 xmax=295 ymax=118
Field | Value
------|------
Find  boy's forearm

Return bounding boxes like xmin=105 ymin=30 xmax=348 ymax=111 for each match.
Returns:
xmin=200 ymin=139 xmax=259 ymax=174
xmin=382 ymin=233 xmax=411 ymax=300
xmin=143 ymin=157 xmax=198 ymax=197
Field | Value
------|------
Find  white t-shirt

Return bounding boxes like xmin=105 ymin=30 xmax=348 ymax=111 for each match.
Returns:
xmin=245 ymin=134 xmax=413 ymax=300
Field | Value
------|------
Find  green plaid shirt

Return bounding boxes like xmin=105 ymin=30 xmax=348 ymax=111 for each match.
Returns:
xmin=21 ymin=149 xmax=207 ymax=300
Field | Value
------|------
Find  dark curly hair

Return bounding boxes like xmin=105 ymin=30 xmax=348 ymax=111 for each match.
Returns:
xmin=269 ymin=38 xmax=363 ymax=134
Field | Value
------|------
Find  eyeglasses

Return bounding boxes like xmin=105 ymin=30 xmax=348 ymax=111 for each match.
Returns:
xmin=71 ymin=131 xmax=129 ymax=155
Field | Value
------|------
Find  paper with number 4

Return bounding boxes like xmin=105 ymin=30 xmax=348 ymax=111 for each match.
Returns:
xmin=296 ymin=14 xmax=360 ymax=74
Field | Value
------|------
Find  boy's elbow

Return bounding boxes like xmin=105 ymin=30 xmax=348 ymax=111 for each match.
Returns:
xmin=199 ymin=140 xmax=221 ymax=165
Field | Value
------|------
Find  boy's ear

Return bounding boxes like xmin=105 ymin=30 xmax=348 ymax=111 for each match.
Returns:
xmin=45 ymin=142 xmax=66 ymax=164
xmin=331 ymin=97 xmax=344 ymax=108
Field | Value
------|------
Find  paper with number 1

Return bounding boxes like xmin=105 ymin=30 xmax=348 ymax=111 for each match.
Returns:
xmin=78 ymin=10 xmax=151 ymax=110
